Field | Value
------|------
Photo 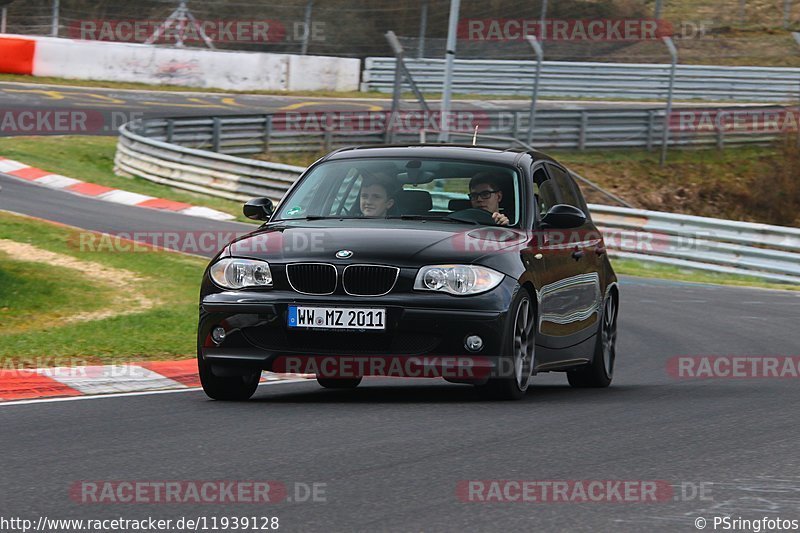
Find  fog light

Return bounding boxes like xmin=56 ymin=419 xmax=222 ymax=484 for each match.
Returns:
xmin=211 ymin=326 xmax=227 ymax=345
xmin=465 ymin=335 xmax=483 ymax=352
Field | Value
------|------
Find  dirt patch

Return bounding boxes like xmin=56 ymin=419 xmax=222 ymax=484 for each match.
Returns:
xmin=0 ymin=239 xmax=158 ymax=324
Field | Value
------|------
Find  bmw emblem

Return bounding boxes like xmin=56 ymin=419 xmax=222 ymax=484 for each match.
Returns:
xmin=336 ymin=250 xmax=353 ymax=259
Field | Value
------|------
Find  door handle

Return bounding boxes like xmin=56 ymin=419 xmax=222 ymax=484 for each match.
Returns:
xmin=571 ymin=250 xmax=584 ymax=261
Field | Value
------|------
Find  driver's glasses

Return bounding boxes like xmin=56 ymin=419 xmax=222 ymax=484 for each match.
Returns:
xmin=469 ymin=190 xmax=499 ymax=200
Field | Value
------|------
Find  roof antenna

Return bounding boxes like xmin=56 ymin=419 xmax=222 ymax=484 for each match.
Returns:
xmin=472 ymin=125 xmax=479 ymax=146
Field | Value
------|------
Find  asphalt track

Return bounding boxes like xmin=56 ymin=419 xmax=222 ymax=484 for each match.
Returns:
xmin=1 ymin=171 xmax=800 ymax=531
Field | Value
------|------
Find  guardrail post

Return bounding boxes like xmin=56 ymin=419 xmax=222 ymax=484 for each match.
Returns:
xmin=166 ymin=119 xmax=175 ymax=144
xmin=716 ymin=124 xmax=725 ymax=150
xmin=212 ymin=117 xmax=222 ymax=153
xmin=579 ymin=111 xmax=588 ymax=151
xmin=323 ymin=112 xmax=333 ymax=151
xmin=646 ymin=110 xmax=656 ymax=151
xmin=263 ymin=115 xmax=273 ymax=154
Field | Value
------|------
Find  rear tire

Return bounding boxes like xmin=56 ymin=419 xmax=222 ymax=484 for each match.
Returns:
xmin=198 ymin=354 xmax=260 ymax=401
xmin=475 ymin=289 xmax=535 ymax=401
xmin=317 ymin=377 xmax=362 ymax=389
xmin=567 ymin=293 xmax=617 ymax=388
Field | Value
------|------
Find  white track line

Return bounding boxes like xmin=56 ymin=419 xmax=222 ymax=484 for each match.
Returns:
xmin=0 ymin=379 xmax=312 ymax=408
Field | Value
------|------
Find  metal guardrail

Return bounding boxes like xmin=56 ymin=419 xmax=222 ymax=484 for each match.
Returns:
xmin=121 ymin=107 xmax=788 ymax=161
xmin=362 ymin=58 xmax=800 ymax=101
xmin=592 ymin=205 xmax=800 ymax=284
xmin=115 ymin=118 xmax=800 ymax=284
xmin=115 ymin=122 xmax=305 ymax=203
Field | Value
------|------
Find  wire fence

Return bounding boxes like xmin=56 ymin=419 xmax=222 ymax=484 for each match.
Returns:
xmin=3 ymin=0 xmax=800 ymax=64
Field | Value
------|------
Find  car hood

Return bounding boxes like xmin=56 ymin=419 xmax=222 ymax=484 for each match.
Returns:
xmin=227 ymin=220 xmax=529 ymax=268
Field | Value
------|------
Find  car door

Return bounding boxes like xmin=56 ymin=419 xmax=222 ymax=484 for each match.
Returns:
xmin=531 ymin=163 xmax=602 ymax=365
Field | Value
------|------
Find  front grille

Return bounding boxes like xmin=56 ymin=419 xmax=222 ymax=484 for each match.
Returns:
xmin=343 ymin=265 xmax=399 ymax=296
xmin=243 ymin=328 xmax=441 ymax=356
xmin=286 ymin=263 xmax=337 ymax=295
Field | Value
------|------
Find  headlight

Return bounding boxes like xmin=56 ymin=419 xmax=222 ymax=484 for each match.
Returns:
xmin=209 ymin=258 xmax=273 ymax=289
xmin=414 ymin=265 xmax=504 ymax=296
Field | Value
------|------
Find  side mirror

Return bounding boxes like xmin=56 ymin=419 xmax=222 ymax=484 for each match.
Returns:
xmin=243 ymin=197 xmax=274 ymax=221
xmin=540 ymin=204 xmax=586 ymax=229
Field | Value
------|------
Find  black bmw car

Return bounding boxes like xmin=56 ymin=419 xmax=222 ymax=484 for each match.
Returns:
xmin=197 ymin=145 xmax=618 ymax=400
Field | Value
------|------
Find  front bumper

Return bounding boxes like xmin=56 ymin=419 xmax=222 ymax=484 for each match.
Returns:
xmin=198 ymin=278 xmax=517 ymax=375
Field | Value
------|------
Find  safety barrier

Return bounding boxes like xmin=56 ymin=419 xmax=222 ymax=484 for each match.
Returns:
xmin=362 ymin=57 xmax=800 ymax=102
xmin=0 ymin=33 xmax=360 ymax=91
xmin=121 ymin=107 xmax=790 ymax=161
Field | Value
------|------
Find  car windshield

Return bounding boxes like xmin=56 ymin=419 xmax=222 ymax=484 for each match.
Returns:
xmin=273 ymin=158 xmax=523 ymax=225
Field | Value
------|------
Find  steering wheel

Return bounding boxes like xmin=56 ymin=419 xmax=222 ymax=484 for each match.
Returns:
xmin=446 ymin=208 xmax=497 ymax=225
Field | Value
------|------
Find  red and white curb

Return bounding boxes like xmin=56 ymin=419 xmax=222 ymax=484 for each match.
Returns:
xmin=0 ymin=359 xmax=314 ymax=402
xmin=0 ymin=156 xmax=235 ymax=221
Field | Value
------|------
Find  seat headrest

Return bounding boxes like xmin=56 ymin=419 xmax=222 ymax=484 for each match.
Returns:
xmin=395 ymin=189 xmax=432 ymax=215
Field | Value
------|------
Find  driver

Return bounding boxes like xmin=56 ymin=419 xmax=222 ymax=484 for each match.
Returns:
xmin=359 ymin=172 xmax=398 ymax=218
xmin=469 ymin=173 xmax=509 ymax=226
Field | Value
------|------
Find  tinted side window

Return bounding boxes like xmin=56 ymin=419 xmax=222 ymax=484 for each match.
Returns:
xmin=545 ymin=164 xmax=580 ymax=208
xmin=533 ymin=165 xmax=559 ymax=216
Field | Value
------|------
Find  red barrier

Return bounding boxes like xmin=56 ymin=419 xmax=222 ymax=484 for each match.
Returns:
xmin=0 ymin=37 xmax=36 ymax=75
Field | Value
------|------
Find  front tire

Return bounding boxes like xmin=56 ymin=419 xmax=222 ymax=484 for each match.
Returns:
xmin=198 ymin=354 xmax=260 ymax=401
xmin=475 ymin=289 xmax=535 ymax=401
xmin=567 ymin=293 xmax=617 ymax=388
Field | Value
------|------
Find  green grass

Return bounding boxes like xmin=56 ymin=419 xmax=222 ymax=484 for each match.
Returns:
xmin=0 ymin=211 xmax=209 ymax=364
xmin=0 ymin=256 xmax=114 ymax=332
xmin=0 ymin=136 xmax=254 ymax=222
xmin=614 ymin=258 xmax=800 ymax=291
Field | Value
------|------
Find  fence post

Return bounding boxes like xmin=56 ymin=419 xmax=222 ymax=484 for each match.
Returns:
xmin=418 ymin=0 xmax=428 ymax=58
xmin=51 ymin=0 xmax=59 ymax=37
xmin=792 ymin=33 xmax=800 ymax=147
xmin=301 ymin=0 xmax=313 ymax=55
xmin=1 ymin=7 xmax=7 ymax=33
xmin=716 ymin=124 xmax=725 ymax=150
xmin=212 ymin=117 xmax=221 ymax=152
xmin=525 ymin=35 xmax=544 ymax=146
xmin=263 ymin=115 xmax=273 ymax=154
xmin=579 ymin=111 xmax=588 ymax=150
xmin=660 ymin=37 xmax=678 ymax=166
xmin=166 ymin=119 xmax=174 ymax=144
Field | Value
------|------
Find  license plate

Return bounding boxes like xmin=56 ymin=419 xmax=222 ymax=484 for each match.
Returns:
xmin=288 ymin=306 xmax=386 ymax=330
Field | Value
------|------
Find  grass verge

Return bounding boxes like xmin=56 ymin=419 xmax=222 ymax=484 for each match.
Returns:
xmin=0 ymin=211 xmax=208 ymax=364
xmin=613 ymin=258 xmax=800 ymax=291
xmin=0 ymin=136 xmax=253 ymax=223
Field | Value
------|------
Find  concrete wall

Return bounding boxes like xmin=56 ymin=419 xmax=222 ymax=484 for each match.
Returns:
xmin=0 ymin=34 xmax=360 ymax=92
